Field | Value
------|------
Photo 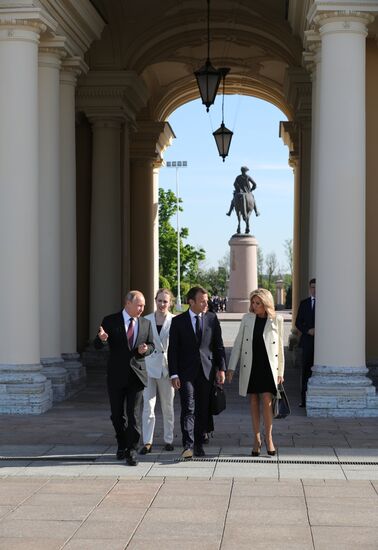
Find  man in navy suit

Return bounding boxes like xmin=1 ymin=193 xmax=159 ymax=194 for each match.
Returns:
xmin=168 ymin=286 xmax=226 ymax=459
xmin=295 ymin=278 xmax=316 ymax=407
xmin=94 ymin=290 xmax=154 ymax=466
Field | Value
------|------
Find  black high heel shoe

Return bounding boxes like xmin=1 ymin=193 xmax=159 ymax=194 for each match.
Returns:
xmin=251 ymin=441 xmax=262 ymax=457
xmin=139 ymin=444 xmax=152 ymax=455
xmin=265 ymin=439 xmax=276 ymax=456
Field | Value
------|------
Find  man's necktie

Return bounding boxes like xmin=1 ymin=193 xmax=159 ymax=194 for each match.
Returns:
xmin=195 ymin=315 xmax=202 ymax=344
xmin=127 ymin=317 xmax=134 ymax=349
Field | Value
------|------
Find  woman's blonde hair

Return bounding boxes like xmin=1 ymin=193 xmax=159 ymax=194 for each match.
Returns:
xmin=249 ymin=288 xmax=276 ymax=319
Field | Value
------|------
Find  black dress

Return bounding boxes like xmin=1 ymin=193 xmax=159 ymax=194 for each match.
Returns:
xmin=247 ymin=315 xmax=276 ymax=395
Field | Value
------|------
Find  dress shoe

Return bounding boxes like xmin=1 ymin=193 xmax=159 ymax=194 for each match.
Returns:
xmin=202 ymin=433 xmax=210 ymax=445
xmin=251 ymin=440 xmax=262 ymax=457
xmin=164 ymin=443 xmax=174 ymax=451
xmin=181 ymin=448 xmax=193 ymax=460
xmin=125 ymin=450 xmax=138 ymax=466
xmin=116 ymin=449 xmax=126 ymax=460
xmin=139 ymin=444 xmax=152 ymax=455
xmin=194 ymin=446 xmax=205 ymax=457
xmin=265 ymin=439 xmax=276 ymax=457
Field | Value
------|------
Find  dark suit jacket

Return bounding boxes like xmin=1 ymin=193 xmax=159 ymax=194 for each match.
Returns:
xmin=295 ymin=297 xmax=315 ymax=348
xmin=168 ymin=310 xmax=226 ymax=382
xmin=94 ymin=312 xmax=154 ymax=388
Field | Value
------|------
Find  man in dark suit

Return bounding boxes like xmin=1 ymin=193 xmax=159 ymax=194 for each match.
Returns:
xmin=94 ymin=290 xmax=154 ymax=466
xmin=168 ymin=286 xmax=226 ymax=459
xmin=295 ymin=278 xmax=316 ymax=407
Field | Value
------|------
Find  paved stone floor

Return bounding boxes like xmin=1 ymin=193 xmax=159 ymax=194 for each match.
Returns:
xmin=0 ymin=315 xmax=377 ymax=548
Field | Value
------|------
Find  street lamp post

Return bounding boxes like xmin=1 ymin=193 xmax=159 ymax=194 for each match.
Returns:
xmin=166 ymin=161 xmax=187 ymax=310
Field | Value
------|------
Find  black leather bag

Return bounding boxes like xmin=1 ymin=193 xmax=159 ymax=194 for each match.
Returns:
xmin=272 ymin=383 xmax=290 ymax=419
xmin=210 ymin=384 xmax=226 ymax=415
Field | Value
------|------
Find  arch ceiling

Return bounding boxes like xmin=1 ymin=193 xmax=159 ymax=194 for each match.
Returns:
xmin=88 ymin=0 xmax=302 ymax=120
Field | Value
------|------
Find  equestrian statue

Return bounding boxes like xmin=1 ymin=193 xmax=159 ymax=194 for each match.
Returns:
xmin=226 ymin=166 xmax=260 ymax=234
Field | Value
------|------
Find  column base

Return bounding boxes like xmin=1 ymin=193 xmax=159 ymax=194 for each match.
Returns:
xmin=62 ymin=352 xmax=86 ymax=397
xmin=306 ymin=365 xmax=378 ymax=417
xmin=0 ymin=364 xmax=53 ymax=414
xmin=41 ymin=357 xmax=69 ymax=402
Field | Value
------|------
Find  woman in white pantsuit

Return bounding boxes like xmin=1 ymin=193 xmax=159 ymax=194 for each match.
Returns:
xmin=140 ymin=289 xmax=175 ymax=454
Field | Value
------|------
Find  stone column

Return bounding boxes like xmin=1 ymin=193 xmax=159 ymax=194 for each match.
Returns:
xmin=152 ymin=164 xmax=160 ymax=295
xmin=76 ymin=71 xmax=150 ymax=337
xmin=130 ymin=121 xmax=175 ymax=312
xmin=304 ymin=32 xmax=321 ymax=278
xmin=275 ymin=279 xmax=284 ymax=310
xmin=307 ymin=10 xmax=378 ymax=417
xmin=279 ymin=121 xmax=300 ymax=350
xmin=38 ymin=45 xmax=69 ymax=402
xmin=89 ymin=117 xmax=123 ymax=337
xmin=0 ymin=18 xmax=52 ymax=413
xmin=60 ymin=58 xmax=87 ymax=394
xmin=227 ymin=235 xmax=258 ymax=313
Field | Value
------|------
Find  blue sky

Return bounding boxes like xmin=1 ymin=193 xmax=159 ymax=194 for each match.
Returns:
xmin=159 ymin=95 xmax=293 ymax=272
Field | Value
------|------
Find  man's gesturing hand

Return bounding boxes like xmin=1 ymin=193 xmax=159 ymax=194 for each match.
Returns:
xmin=98 ymin=326 xmax=108 ymax=342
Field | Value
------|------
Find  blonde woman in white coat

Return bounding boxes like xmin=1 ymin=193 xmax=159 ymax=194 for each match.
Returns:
xmin=226 ymin=289 xmax=284 ymax=457
xmin=140 ymin=289 xmax=175 ymax=454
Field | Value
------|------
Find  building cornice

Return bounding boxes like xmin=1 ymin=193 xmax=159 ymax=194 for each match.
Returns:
xmin=76 ymin=70 xmax=149 ymax=124
xmin=39 ymin=0 xmax=105 ymax=57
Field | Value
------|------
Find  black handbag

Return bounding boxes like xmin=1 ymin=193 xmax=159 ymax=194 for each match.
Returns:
xmin=210 ymin=384 xmax=226 ymax=415
xmin=272 ymin=383 xmax=290 ymax=419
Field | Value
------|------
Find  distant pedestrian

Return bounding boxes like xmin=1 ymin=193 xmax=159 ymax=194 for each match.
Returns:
xmin=295 ymin=278 xmax=316 ymax=407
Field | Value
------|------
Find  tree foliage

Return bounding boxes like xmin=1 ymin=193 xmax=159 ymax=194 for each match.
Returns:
xmin=158 ymin=188 xmax=205 ymax=296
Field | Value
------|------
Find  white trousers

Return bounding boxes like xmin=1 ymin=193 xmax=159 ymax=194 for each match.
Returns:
xmin=142 ymin=376 xmax=175 ymax=445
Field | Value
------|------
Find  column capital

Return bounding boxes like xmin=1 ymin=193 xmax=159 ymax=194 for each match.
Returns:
xmin=303 ymin=30 xmax=322 ymax=76
xmin=308 ymin=4 xmax=375 ymax=32
xmin=279 ymin=121 xmax=300 ymax=168
xmin=88 ymin=116 xmax=124 ymax=130
xmin=39 ymin=36 xmax=67 ymax=69
xmin=77 ymin=70 xmax=149 ymax=125
xmin=130 ymin=121 xmax=175 ymax=163
xmin=0 ymin=6 xmax=58 ymax=37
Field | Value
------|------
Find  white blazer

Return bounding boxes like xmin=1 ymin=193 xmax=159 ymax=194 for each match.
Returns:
xmin=227 ymin=313 xmax=285 ymax=397
xmin=143 ymin=312 xmax=173 ymax=379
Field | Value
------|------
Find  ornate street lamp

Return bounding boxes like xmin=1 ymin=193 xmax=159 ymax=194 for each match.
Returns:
xmin=194 ymin=0 xmax=222 ymax=112
xmin=213 ymin=68 xmax=233 ymax=161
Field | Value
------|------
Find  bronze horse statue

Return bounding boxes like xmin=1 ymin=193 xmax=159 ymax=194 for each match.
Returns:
xmin=234 ymin=191 xmax=255 ymax=234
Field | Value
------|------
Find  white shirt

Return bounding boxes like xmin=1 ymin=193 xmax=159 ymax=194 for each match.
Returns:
xmin=188 ymin=309 xmax=203 ymax=334
xmin=122 ymin=309 xmax=138 ymax=347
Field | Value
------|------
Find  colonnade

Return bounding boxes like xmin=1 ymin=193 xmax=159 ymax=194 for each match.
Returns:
xmin=0 ymin=5 xmax=102 ymax=413
xmin=287 ymin=6 xmax=378 ymax=416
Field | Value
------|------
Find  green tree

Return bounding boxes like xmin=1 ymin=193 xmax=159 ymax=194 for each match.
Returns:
xmin=158 ymin=188 xmax=205 ymax=296
xmin=265 ymin=251 xmax=278 ymax=292
xmin=257 ymin=247 xmax=264 ymax=287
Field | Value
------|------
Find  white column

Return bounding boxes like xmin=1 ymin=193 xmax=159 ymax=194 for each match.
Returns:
xmin=60 ymin=59 xmax=86 ymax=394
xmin=305 ymin=32 xmax=321 ymax=278
xmin=307 ymin=12 xmax=378 ymax=417
xmin=89 ymin=118 xmax=122 ymax=337
xmin=38 ymin=47 xmax=68 ymax=401
xmin=0 ymin=21 xmax=52 ymax=414
xmin=152 ymin=165 xmax=160 ymax=296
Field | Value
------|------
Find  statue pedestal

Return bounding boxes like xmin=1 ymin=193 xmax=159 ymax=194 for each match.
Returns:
xmin=227 ymin=234 xmax=258 ymax=313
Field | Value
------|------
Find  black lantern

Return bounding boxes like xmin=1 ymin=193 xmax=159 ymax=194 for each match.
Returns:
xmin=213 ymin=68 xmax=233 ymax=161
xmin=194 ymin=0 xmax=222 ymax=111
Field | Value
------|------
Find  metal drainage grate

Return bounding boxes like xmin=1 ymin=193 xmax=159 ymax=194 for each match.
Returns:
xmin=0 ymin=455 xmax=98 ymax=462
xmin=176 ymin=457 xmax=378 ymax=466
